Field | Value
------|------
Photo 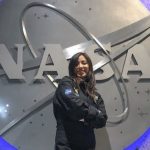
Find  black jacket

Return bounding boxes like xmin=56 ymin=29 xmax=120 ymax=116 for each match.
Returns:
xmin=53 ymin=76 xmax=107 ymax=150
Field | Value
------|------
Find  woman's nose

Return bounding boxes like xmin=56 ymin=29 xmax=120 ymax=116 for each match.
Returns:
xmin=78 ymin=63 xmax=83 ymax=68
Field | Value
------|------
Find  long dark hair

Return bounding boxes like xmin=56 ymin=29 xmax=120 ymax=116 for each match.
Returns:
xmin=69 ymin=52 xmax=96 ymax=99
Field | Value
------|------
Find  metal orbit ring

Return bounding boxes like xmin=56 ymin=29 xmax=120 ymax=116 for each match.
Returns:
xmin=20 ymin=2 xmax=129 ymax=126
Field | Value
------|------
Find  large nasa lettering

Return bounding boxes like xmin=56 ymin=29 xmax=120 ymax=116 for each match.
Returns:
xmin=122 ymin=44 xmax=150 ymax=81
xmin=0 ymin=43 xmax=150 ymax=81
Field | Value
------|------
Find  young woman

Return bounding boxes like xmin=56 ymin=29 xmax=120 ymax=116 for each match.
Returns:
xmin=53 ymin=52 xmax=108 ymax=150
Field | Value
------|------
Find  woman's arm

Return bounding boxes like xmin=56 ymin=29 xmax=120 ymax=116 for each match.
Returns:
xmin=86 ymin=93 xmax=108 ymax=128
xmin=95 ymin=93 xmax=108 ymax=120
xmin=55 ymin=80 xmax=100 ymax=121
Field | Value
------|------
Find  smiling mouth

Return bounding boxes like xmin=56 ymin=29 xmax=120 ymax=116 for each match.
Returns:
xmin=77 ymin=70 xmax=87 ymax=76
xmin=78 ymin=70 xmax=85 ymax=74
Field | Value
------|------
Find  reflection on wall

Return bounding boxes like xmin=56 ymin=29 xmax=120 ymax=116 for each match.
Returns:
xmin=140 ymin=0 xmax=150 ymax=11
xmin=0 ymin=137 xmax=17 ymax=150
xmin=0 ymin=103 xmax=9 ymax=119
xmin=124 ymin=127 xmax=150 ymax=150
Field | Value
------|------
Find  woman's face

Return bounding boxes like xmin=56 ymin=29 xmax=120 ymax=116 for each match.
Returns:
xmin=75 ymin=55 xmax=89 ymax=78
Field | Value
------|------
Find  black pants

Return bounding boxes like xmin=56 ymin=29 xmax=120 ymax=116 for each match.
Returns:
xmin=72 ymin=148 xmax=95 ymax=150
xmin=55 ymin=145 xmax=95 ymax=150
xmin=71 ymin=145 xmax=95 ymax=150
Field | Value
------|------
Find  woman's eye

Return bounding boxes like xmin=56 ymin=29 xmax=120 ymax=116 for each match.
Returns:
xmin=82 ymin=61 xmax=87 ymax=65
